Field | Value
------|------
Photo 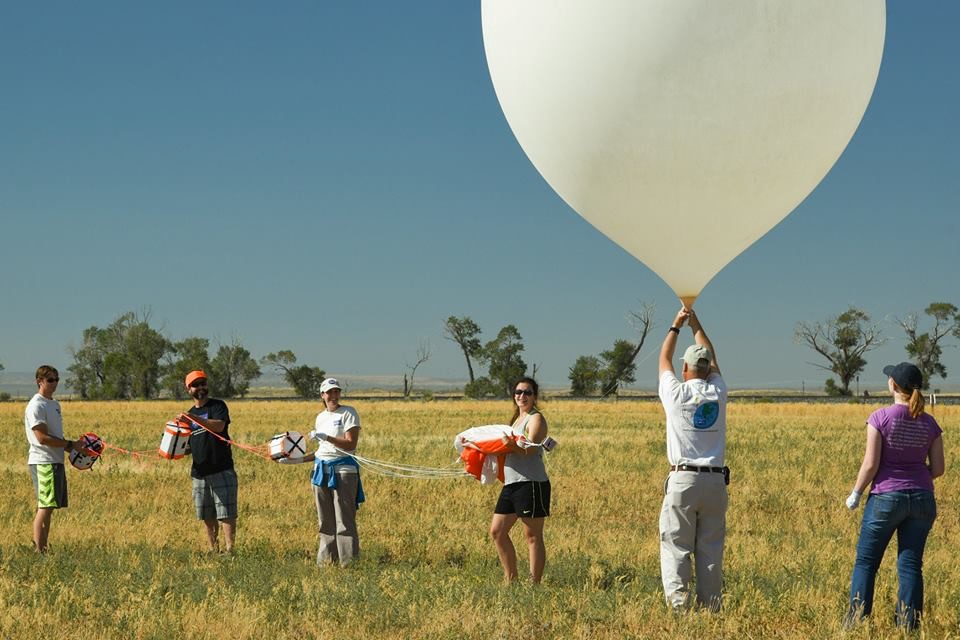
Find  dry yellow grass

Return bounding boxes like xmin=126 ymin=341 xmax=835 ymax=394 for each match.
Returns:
xmin=1 ymin=399 xmax=956 ymax=639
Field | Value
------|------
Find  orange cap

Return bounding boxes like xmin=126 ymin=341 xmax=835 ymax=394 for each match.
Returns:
xmin=185 ymin=370 xmax=207 ymax=387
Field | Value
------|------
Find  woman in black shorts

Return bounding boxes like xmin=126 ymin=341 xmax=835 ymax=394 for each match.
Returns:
xmin=489 ymin=376 xmax=551 ymax=584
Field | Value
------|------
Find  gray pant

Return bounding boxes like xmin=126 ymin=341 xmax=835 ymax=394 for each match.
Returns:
xmin=313 ymin=471 xmax=359 ymax=566
xmin=659 ymin=470 xmax=728 ymax=611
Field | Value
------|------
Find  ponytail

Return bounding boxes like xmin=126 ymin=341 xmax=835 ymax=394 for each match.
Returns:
xmin=908 ymin=388 xmax=925 ymax=418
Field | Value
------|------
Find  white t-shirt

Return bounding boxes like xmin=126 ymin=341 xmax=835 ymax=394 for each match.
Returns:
xmin=24 ymin=393 xmax=65 ymax=465
xmin=658 ymin=371 xmax=727 ymax=467
xmin=314 ymin=405 xmax=360 ymax=468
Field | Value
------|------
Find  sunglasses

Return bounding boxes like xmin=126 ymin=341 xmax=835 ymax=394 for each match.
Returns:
xmin=189 ymin=380 xmax=208 ymax=388
xmin=45 ymin=377 xmax=60 ymax=383
xmin=514 ymin=388 xmax=534 ymax=397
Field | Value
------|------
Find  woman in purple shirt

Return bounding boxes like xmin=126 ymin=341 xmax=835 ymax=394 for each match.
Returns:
xmin=844 ymin=362 xmax=945 ymax=630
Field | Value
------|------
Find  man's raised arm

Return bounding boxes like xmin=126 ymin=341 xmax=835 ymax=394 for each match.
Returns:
xmin=687 ymin=309 xmax=720 ymax=374
xmin=660 ymin=308 xmax=690 ymax=375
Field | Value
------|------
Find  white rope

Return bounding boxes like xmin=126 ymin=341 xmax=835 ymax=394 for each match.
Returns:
xmin=331 ymin=445 xmax=469 ymax=480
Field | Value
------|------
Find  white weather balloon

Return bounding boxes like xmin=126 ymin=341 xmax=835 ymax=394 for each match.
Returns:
xmin=482 ymin=1 xmax=885 ymax=305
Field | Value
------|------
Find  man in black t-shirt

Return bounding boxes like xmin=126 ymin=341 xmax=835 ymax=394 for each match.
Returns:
xmin=178 ymin=370 xmax=237 ymax=553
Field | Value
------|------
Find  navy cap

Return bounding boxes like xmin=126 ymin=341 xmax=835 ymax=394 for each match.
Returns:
xmin=882 ymin=362 xmax=923 ymax=392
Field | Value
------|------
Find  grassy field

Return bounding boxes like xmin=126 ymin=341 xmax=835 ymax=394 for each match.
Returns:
xmin=0 ymin=399 xmax=956 ymax=639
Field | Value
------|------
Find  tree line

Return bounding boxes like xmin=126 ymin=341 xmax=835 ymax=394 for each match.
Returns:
xmin=5 ymin=301 xmax=957 ymax=401
xmin=60 ymin=306 xmax=658 ymax=401
xmin=445 ymin=304 xmax=654 ymax=399
xmin=446 ymin=301 xmax=960 ymax=398
xmin=65 ymin=311 xmax=326 ymax=400
xmin=795 ymin=302 xmax=960 ymax=395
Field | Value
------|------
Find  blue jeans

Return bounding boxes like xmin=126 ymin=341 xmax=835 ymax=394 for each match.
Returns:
xmin=848 ymin=490 xmax=936 ymax=629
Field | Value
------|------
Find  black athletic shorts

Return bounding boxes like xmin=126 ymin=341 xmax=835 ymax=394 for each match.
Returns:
xmin=494 ymin=480 xmax=551 ymax=518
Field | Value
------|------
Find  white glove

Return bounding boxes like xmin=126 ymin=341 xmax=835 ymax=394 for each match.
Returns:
xmin=307 ymin=430 xmax=328 ymax=442
xmin=845 ymin=490 xmax=862 ymax=510
xmin=276 ymin=456 xmax=304 ymax=465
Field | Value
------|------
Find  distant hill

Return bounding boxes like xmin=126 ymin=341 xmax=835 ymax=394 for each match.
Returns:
xmin=3 ymin=370 xmax=956 ymax=401
xmin=0 ymin=370 xmax=471 ymax=400
xmin=0 ymin=371 xmax=42 ymax=399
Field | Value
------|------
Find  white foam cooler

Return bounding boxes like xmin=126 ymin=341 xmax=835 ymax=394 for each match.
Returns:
xmin=159 ymin=420 xmax=193 ymax=459
xmin=269 ymin=431 xmax=306 ymax=461
xmin=69 ymin=432 xmax=104 ymax=470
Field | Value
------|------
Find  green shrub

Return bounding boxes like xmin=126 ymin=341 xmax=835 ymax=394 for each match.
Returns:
xmin=463 ymin=377 xmax=500 ymax=399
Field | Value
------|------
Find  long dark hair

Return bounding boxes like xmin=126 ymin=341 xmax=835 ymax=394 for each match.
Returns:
xmin=509 ymin=376 xmax=539 ymax=425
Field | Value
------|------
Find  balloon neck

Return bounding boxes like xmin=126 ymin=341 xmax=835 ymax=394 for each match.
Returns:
xmin=679 ymin=295 xmax=698 ymax=309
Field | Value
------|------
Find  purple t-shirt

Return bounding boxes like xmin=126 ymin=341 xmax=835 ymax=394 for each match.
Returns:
xmin=869 ymin=403 xmax=942 ymax=494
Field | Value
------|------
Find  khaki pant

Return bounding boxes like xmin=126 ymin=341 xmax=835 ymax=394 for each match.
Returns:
xmin=314 ymin=471 xmax=359 ymax=566
xmin=659 ymin=470 xmax=728 ymax=611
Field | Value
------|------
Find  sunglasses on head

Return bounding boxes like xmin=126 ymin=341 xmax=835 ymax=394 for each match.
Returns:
xmin=514 ymin=388 xmax=534 ymax=397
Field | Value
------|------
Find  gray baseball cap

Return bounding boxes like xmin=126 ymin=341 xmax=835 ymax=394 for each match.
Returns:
xmin=682 ymin=344 xmax=712 ymax=369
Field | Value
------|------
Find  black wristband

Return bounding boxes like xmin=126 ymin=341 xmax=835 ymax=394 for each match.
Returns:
xmin=65 ymin=439 xmax=73 ymax=450
xmin=668 ymin=327 xmax=680 ymax=335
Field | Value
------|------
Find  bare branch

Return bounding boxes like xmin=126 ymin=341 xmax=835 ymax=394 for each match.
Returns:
xmin=404 ymin=339 xmax=432 ymax=397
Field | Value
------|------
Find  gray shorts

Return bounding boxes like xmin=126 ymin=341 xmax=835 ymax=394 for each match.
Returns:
xmin=30 ymin=463 xmax=68 ymax=509
xmin=192 ymin=469 xmax=238 ymax=521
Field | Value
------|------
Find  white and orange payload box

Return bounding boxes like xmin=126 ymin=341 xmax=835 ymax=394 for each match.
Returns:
xmin=159 ymin=419 xmax=194 ymax=460
xmin=69 ymin=432 xmax=105 ymax=470
xmin=269 ymin=431 xmax=306 ymax=461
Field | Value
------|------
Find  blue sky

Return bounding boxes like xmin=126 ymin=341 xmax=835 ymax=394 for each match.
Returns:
xmin=1 ymin=2 xmax=958 ymax=391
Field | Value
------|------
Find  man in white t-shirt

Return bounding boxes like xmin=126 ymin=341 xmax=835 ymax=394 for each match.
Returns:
xmin=277 ymin=377 xmax=364 ymax=566
xmin=657 ymin=308 xmax=729 ymax=611
xmin=23 ymin=365 xmax=80 ymax=553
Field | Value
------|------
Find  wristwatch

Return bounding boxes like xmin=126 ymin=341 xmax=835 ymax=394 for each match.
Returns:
xmin=668 ymin=326 xmax=680 ymax=335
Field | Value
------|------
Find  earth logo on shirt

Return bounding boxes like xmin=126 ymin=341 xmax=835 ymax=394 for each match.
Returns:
xmin=693 ymin=402 xmax=719 ymax=429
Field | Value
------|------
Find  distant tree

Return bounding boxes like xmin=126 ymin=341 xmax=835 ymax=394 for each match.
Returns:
xmin=569 ymin=355 xmax=602 ymax=397
xmin=101 ymin=349 xmax=133 ymax=399
xmin=599 ymin=339 xmax=641 ymax=397
xmin=67 ymin=311 xmax=169 ymax=399
xmin=260 ymin=350 xmax=324 ymax=399
xmin=403 ymin=339 xmax=432 ymax=398
xmin=464 ymin=376 xmax=500 ymax=399
xmin=162 ymin=337 xmax=211 ymax=399
xmin=795 ymin=307 xmax=884 ymax=396
xmin=68 ymin=326 xmax=110 ymax=399
xmin=124 ymin=320 xmax=169 ymax=399
xmin=600 ymin=304 xmax=655 ymax=397
xmin=824 ymin=378 xmax=844 ymax=397
xmin=480 ymin=325 xmax=527 ymax=397
xmin=443 ymin=316 xmax=483 ymax=383
xmin=568 ymin=303 xmax=654 ymax=398
xmin=209 ymin=340 xmax=261 ymax=398
xmin=897 ymin=302 xmax=960 ymax=390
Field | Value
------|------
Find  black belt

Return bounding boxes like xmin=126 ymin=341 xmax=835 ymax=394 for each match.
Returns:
xmin=670 ymin=464 xmax=725 ymax=474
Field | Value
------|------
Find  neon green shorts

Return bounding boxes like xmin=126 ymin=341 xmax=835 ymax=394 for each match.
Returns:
xmin=29 ymin=464 xmax=68 ymax=509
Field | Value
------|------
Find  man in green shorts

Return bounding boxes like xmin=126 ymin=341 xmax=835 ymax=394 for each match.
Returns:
xmin=24 ymin=365 xmax=80 ymax=553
